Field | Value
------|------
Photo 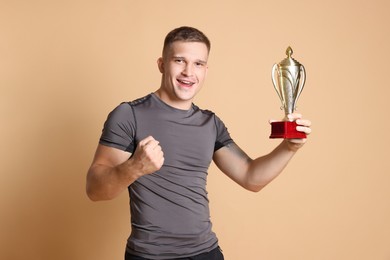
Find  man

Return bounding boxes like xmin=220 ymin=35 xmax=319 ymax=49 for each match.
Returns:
xmin=86 ymin=26 xmax=311 ymax=260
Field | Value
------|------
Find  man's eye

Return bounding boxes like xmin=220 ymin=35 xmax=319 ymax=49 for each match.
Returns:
xmin=175 ymin=59 xmax=184 ymax=63
xmin=195 ymin=62 xmax=204 ymax=67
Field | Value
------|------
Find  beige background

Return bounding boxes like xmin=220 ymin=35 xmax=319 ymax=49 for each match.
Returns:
xmin=1 ymin=0 xmax=389 ymax=259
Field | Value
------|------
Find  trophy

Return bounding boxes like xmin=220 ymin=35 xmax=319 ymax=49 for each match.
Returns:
xmin=270 ymin=46 xmax=306 ymax=139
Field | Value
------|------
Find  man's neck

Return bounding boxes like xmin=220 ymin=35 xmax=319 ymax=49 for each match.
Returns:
xmin=154 ymin=89 xmax=193 ymax=110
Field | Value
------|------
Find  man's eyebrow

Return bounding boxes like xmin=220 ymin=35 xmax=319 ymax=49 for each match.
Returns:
xmin=172 ymin=56 xmax=207 ymax=63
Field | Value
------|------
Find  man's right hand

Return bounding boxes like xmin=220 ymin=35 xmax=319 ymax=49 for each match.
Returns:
xmin=131 ymin=136 xmax=165 ymax=176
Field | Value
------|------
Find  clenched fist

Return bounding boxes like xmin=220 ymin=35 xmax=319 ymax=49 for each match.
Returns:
xmin=132 ymin=136 xmax=165 ymax=176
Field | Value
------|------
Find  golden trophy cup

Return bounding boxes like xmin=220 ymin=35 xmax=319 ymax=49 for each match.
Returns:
xmin=270 ymin=47 xmax=307 ymax=139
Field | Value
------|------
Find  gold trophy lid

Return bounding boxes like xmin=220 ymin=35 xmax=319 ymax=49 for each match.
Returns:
xmin=278 ymin=46 xmax=302 ymax=67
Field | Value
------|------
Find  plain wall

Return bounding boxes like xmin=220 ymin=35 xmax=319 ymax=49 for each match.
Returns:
xmin=1 ymin=0 xmax=389 ymax=259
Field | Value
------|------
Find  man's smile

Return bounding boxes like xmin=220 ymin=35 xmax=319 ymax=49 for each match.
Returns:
xmin=177 ymin=78 xmax=195 ymax=87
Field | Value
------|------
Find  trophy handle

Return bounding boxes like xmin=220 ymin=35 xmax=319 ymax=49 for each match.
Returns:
xmin=271 ymin=64 xmax=284 ymax=108
xmin=293 ymin=65 xmax=306 ymax=110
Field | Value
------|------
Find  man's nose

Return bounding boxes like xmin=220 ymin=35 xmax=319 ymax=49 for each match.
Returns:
xmin=182 ymin=63 xmax=194 ymax=76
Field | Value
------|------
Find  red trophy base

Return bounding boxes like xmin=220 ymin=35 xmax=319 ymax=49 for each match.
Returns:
xmin=270 ymin=121 xmax=307 ymax=139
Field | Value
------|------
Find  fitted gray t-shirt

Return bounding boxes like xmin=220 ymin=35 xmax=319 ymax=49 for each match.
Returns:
xmin=99 ymin=93 xmax=234 ymax=259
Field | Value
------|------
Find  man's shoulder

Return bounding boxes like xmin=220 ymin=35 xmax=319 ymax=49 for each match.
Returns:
xmin=193 ymin=104 xmax=215 ymax=116
xmin=128 ymin=93 xmax=152 ymax=107
xmin=107 ymin=94 xmax=152 ymax=119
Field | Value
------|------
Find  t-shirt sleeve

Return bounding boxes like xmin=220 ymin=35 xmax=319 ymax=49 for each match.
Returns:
xmin=99 ymin=102 xmax=136 ymax=153
xmin=213 ymin=114 xmax=234 ymax=151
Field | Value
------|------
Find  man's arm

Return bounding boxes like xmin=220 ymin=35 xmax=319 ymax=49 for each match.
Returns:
xmin=213 ymin=114 xmax=311 ymax=192
xmin=86 ymin=136 xmax=164 ymax=201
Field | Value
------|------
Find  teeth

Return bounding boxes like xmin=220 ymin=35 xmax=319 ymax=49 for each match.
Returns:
xmin=179 ymin=79 xmax=193 ymax=85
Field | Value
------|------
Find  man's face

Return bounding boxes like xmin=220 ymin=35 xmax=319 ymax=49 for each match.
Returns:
xmin=157 ymin=41 xmax=209 ymax=109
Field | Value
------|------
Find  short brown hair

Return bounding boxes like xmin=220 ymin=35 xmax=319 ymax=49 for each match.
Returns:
xmin=162 ymin=26 xmax=211 ymax=56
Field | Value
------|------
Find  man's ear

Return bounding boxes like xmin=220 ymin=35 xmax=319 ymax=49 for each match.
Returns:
xmin=157 ymin=57 xmax=164 ymax=73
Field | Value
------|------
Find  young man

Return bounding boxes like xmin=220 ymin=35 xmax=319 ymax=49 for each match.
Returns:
xmin=86 ymin=26 xmax=311 ymax=260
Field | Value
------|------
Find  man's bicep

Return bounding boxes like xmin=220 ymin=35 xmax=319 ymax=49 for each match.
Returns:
xmin=91 ymin=144 xmax=132 ymax=168
xmin=213 ymin=143 xmax=252 ymax=184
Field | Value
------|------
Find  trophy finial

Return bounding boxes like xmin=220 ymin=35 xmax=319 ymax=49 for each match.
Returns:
xmin=286 ymin=46 xmax=293 ymax=58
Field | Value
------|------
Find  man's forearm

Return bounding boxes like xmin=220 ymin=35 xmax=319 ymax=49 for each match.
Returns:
xmin=86 ymin=160 xmax=141 ymax=201
xmin=247 ymin=140 xmax=297 ymax=192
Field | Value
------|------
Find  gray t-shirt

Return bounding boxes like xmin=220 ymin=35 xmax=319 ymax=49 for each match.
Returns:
xmin=99 ymin=93 xmax=234 ymax=259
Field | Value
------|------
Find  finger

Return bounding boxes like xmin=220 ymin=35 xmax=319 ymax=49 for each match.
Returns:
xmin=287 ymin=113 xmax=302 ymax=121
xmin=139 ymin=137 xmax=161 ymax=150
xmin=145 ymin=140 xmax=160 ymax=151
xmin=296 ymin=126 xmax=312 ymax=135
xmin=296 ymin=119 xmax=312 ymax=127
xmin=288 ymin=138 xmax=307 ymax=144
xmin=139 ymin=136 xmax=155 ymax=146
xmin=153 ymin=144 xmax=163 ymax=152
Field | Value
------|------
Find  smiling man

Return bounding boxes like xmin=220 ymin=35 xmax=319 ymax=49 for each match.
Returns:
xmin=86 ymin=26 xmax=311 ymax=260
xmin=156 ymin=40 xmax=208 ymax=108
